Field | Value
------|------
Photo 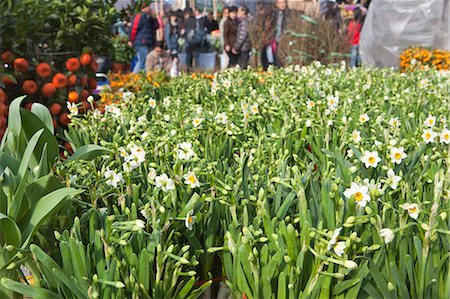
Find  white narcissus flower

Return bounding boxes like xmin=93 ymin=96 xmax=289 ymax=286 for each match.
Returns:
xmin=423 ymin=115 xmax=436 ymax=127
xmin=129 ymin=145 xmax=146 ymax=164
xmin=118 ymin=147 xmax=129 ymax=158
xmin=440 ymin=128 xmax=450 ymax=144
xmin=359 ymin=113 xmax=369 ymax=123
xmin=123 ymin=161 xmax=133 ymax=173
xmin=67 ymin=102 xmax=78 ymax=116
xmin=387 ymin=168 xmax=402 ymax=189
xmin=250 ymin=103 xmax=259 ymax=114
xmin=344 ymin=183 xmax=370 ymax=207
xmin=401 ymin=203 xmax=420 ymax=219
xmin=66 ymin=175 xmax=77 ymax=187
xmin=185 ymin=210 xmax=197 ymax=230
xmin=421 ymin=129 xmax=437 ymax=143
xmin=389 ymin=117 xmax=400 ymax=128
xmin=147 ymin=168 xmax=157 ymax=182
xmin=305 ymin=119 xmax=312 ymax=127
xmin=155 ymin=173 xmax=175 ymax=192
xmin=163 ymin=97 xmax=171 ymax=108
xmin=351 ymin=130 xmax=361 ymax=143
xmin=104 ymin=168 xmax=124 ymax=188
xmin=360 ymin=150 xmax=381 ymax=168
xmin=215 ymin=112 xmax=228 ymax=125
xmin=379 ymin=228 xmax=395 ymax=244
xmin=192 ymin=117 xmax=203 ymax=127
xmin=390 ymin=147 xmax=407 ymax=164
xmin=327 ymin=227 xmax=346 ymax=257
xmin=148 ymin=98 xmax=156 ymax=108
xmin=183 ymin=172 xmax=200 ymax=188
xmin=307 ymin=100 xmax=315 ymax=109
xmin=177 ymin=142 xmax=195 ymax=160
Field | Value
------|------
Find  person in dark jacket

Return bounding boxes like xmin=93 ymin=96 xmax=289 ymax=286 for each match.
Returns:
xmin=261 ymin=0 xmax=290 ymax=70
xmin=129 ymin=5 xmax=159 ymax=73
xmin=223 ymin=6 xmax=238 ymax=67
xmin=165 ymin=11 xmax=180 ymax=58
xmin=183 ymin=7 xmax=207 ymax=71
xmin=232 ymin=6 xmax=252 ymax=69
xmin=205 ymin=12 xmax=219 ymax=33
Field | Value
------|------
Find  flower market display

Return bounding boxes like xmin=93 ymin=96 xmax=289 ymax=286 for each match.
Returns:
xmin=0 ymin=63 xmax=449 ymax=299
xmin=400 ymin=47 xmax=450 ymax=72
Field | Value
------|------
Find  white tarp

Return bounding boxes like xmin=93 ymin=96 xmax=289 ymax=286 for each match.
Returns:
xmin=360 ymin=0 xmax=450 ymax=67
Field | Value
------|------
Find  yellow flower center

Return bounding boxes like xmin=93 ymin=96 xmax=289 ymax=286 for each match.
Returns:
xmin=425 ymin=132 xmax=431 ymax=139
xmin=354 ymin=192 xmax=363 ymax=201
xmin=188 ymin=216 xmax=194 ymax=224
xmin=368 ymin=156 xmax=376 ymax=164
xmin=188 ymin=175 xmax=196 ymax=184
xmin=444 ymin=134 xmax=449 ymax=140
xmin=409 ymin=207 xmax=417 ymax=213
xmin=394 ymin=153 xmax=402 ymax=160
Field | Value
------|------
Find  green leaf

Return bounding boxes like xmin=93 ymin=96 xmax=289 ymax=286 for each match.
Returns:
xmin=18 ymin=128 xmax=44 ymax=178
xmin=299 ymin=14 xmax=317 ymax=24
xmin=67 ymin=144 xmax=111 ymax=161
xmin=7 ymin=96 xmax=27 ymax=137
xmin=31 ymin=103 xmax=54 ymax=134
xmin=1 ymin=277 xmax=61 ymax=299
xmin=333 ymin=278 xmax=360 ymax=295
xmin=21 ymin=188 xmax=83 ymax=248
xmin=0 ymin=212 xmax=21 ymax=247
xmin=0 ymin=152 xmax=20 ymax=174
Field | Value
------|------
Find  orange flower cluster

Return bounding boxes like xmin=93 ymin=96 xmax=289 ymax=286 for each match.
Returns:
xmin=109 ymin=73 xmax=142 ymax=92
xmin=400 ymin=47 xmax=450 ymax=72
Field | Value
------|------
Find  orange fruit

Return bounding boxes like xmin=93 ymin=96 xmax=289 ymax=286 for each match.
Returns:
xmin=0 ymin=116 xmax=6 ymax=129
xmin=67 ymin=74 xmax=77 ymax=86
xmin=79 ymin=76 xmax=88 ymax=86
xmin=90 ymin=60 xmax=98 ymax=72
xmin=0 ymin=88 xmax=7 ymax=103
xmin=36 ymin=62 xmax=52 ymax=78
xmin=41 ymin=83 xmax=56 ymax=97
xmin=59 ymin=113 xmax=71 ymax=126
xmin=66 ymin=58 xmax=80 ymax=72
xmin=88 ymin=78 xmax=97 ymax=90
xmin=68 ymin=91 xmax=79 ymax=103
xmin=2 ymin=76 xmax=16 ymax=86
xmin=22 ymin=80 xmax=38 ymax=95
xmin=80 ymin=53 xmax=92 ymax=66
xmin=13 ymin=58 xmax=29 ymax=72
xmin=80 ymin=89 xmax=89 ymax=101
xmin=63 ymin=141 xmax=73 ymax=154
xmin=1 ymin=51 xmax=13 ymax=63
xmin=49 ymin=102 xmax=62 ymax=116
xmin=0 ymin=103 xmax=7 ymax=116
xmin=52 ymin=73 xmax=68 ymax=88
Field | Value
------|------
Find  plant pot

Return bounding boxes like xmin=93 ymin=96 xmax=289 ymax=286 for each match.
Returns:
xmin=198 ymin=52 xmax=217 ymax=71
xmin=111 ymin=62 xmax=127 ymax=73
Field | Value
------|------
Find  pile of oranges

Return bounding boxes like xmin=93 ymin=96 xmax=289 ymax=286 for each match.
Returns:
xmin=0 ymin=89 xmax=8 ymax=139
xmin=400 ymin=47 xmax=450 ymax=72
xmin=0 ymin=51 xmax=99 ymax=135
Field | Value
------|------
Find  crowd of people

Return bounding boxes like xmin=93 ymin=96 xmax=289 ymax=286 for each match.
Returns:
xmin=124 ymin=0 xmax=369 ymax=75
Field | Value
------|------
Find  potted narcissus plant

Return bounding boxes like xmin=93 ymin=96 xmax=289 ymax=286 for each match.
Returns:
xmin=111 ymin=35 xmax=135 ymax=73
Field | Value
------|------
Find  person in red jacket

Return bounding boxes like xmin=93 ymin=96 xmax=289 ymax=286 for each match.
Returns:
xmin=347 ymin=8 xmax=363 ymax=67
xmin=128 ymin=4 xmax=159 ymax=73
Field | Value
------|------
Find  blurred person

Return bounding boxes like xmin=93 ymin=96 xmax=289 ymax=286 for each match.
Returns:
xmin=205 ymin=12 xmax=219 ymax=33
xmin=325 ymin=0 xmax=344 ymax=33
xmin=165 ymin=11 xmax=180 ymax=57
xmin=183 ymin=7 xmax=207 ymax=71
xmin=219 ymin=7 xmax=230 ymax=69
xmin=129 ymin=4 xmax=159 ymax=73
xmin=347 ymin=8 xmax=363 ymax=67
xmin=224 ymin=6 xmax=238 ymax=67
xmin=232 ymin=6 xmax=252 ymax=69
xmin=261 ymin=0 xmax=290 ymax=70
xmin=145 ymin=41 xmax=173 ymax=74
